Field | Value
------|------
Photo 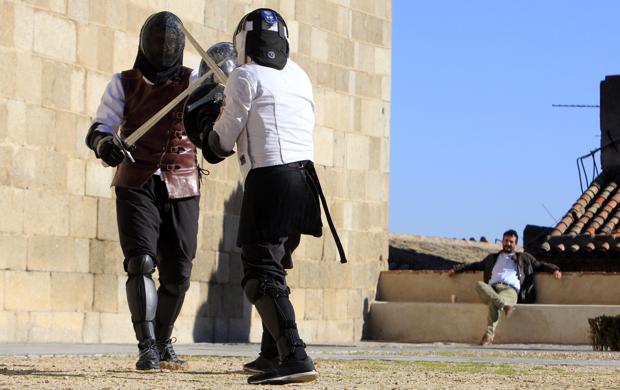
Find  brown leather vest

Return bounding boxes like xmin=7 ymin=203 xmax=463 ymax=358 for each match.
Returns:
xmin=111 ymin=67 xmax=200 ymax=199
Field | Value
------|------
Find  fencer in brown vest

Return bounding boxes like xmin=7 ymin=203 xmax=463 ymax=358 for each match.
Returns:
xmin=85 ymin=11 xmax=199 ymax=371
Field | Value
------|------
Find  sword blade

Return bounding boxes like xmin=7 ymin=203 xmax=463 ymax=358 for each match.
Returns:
xmin=180 ymin=24 xmax=228 ymax=85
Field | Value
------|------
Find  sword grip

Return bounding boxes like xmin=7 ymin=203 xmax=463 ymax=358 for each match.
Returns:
xmin=112 ymin=133 xmax=135 ymax=164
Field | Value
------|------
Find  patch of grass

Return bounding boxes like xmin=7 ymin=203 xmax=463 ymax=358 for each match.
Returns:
xmin=493 ymin=367 xmax=518 ymax=375
xmin=324 ymin=359 xmax=410 ymax=371
xmin=321 ymin=359 xmax=520 ymax=375
xmin=338 ymin=349 xmax=610 ymax=361
xmin=184 ymin=356 xmax=211 ymax=361
xmin=339 ymin=359 xmax=587 ymax=378
xmin=184 ymin=356 xmax=243 ymax=361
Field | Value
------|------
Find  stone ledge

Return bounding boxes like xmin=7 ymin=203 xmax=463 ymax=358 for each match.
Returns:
xmin=368 ymin=301 xmax=620 ymax=344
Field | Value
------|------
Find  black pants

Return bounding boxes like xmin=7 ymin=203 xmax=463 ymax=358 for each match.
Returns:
xmin=241 ymin=235 xmax=301 ymax=287
xmin=115 ymin=176 xmax=199 ymax=284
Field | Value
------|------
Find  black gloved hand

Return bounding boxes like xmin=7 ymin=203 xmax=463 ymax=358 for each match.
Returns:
xmin=96 ymin=135 xmax=125 ymax=167
xmin=197 ymin=108 xmax=220 ymax=133
xmin=201 ymin=123 xmax=234 ymax=165
xmin=184 ymin=82 xmax=225 ymax=148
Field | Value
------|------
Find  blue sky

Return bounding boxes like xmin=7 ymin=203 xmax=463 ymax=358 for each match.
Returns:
xmin=389 ymin=1 xmax=620 ymax=241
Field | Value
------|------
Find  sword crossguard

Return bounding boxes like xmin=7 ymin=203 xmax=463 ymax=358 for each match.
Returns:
xmin=112 ymin=133 xmax=135 ymax=164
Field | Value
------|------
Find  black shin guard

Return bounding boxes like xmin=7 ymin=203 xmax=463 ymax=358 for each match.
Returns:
xmin=155 ymin=278 xmax=190 ymax=341
xmin=244 ymin=278 xmax=307 ymax=362
xmin=260 ymin=322 xmax=278 ymax=359
xmin=126 ymin=254 xmax=158 ymax=341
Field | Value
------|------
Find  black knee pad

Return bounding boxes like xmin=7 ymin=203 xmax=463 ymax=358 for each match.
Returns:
xmin=125 ymin=254 xmax=157 ymax=341
xmin=264 ymin=280 xmax=290 ymax=299
xmin=244 ymin=278 xmax=290 ymax=304
xmin=244 ymin=279 xmax=263 ymax=304
xmin=126 ymin=254 xmax=156 ymax=276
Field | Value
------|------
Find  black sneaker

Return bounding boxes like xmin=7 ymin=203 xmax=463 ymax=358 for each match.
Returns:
xmin=247 ymin=356 xmax=318 ymax=385
xmin=158 ymin=338 xmax=188 ymax=370
xmin=243 ymin=354 xmax=279 ymax=374
xmin=136 ymin=339 xmax=160 ymax=370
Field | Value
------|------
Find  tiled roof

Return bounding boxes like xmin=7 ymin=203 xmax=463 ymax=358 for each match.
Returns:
xmin=541 ymin=173 xmax=620 ymax=253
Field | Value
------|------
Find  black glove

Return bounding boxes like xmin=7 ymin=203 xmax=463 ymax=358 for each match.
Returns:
xmin=85 ymin=125 xmax=125 ymax=167
xmin=95 ymin=134 xmax=125 ymax=167
xmin=201 ymin=127 xmax=234 ymax=164
xmin=183 ymin=82 xmax=225 ymax=148
xmin=197 ymin=106 xmax=221 ymax=131
xmin=185 ymin=100 xmax=222 ymax=149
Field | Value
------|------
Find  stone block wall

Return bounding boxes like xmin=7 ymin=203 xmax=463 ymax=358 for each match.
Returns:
xmin=0 ymin=0 xmax=391 ymax=343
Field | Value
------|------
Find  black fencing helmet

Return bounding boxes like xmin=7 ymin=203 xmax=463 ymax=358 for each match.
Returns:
xmin=233 ymin=8 xmax=289 ymax=70
xmin=139 ymin=11 xmax=185 ymax=71
xmin=198 ymin=42 xmax=239 ymax=84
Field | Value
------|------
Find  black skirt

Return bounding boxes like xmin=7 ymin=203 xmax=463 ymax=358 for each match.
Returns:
xmin=237 ymin=160 xmax=323 ymax=246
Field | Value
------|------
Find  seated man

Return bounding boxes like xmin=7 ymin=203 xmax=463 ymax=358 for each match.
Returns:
xmin=448 ymin=229 xmax=562 ymax=345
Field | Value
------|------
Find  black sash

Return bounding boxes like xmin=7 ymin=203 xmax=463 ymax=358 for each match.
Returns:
xmin=303 ymin=162 xmax=347 ymax=263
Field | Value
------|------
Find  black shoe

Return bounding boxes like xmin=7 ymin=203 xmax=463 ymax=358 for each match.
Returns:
xmin=157 ymin=338 xmax=188 ymax=370
xmin=243 ymin=354 xmax=279 ymax=374
xmin=247 ymin=356 xmax=318 ymax=385
xmin=136 ymin=339 xmax=160 ymax=370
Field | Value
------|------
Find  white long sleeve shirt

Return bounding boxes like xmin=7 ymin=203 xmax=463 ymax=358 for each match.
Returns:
xmin=489 ymin=252 xmax=521 ymax=291
xmin=213 ymin=59 xmax=315 ymax=181
xmin=93 ymin=73 xmax=125 ymax=136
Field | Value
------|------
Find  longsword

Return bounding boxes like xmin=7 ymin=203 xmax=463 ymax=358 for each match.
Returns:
xmin=106 ymin=23 xmax=228 ymax=164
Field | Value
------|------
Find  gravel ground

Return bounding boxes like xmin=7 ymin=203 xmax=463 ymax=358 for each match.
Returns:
xmin=1 ymin=353 xmax=619 ymax=389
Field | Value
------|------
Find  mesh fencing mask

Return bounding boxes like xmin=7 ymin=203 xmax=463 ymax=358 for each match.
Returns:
xmin=198 ymin=42 xmax=239 ymax=84
xmin=139 ymin=11 xmax=185 ymax=71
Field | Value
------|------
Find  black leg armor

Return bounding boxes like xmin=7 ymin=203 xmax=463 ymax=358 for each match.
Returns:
xmin=241 ymin=237 xmax=317 ymax=384
xmin=260 ymin=321 xmax=278 ymax=359
xmin=155 ymin=278 xmax=190 ymax=342
xmin=244 ymin=277 xmax=308 ymax=362
xmin=125 ymin=254 xmax=158 ymax=342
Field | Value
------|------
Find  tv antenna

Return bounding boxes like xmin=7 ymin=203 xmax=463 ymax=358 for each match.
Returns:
xmin=551 ymin=104 xmax=599 ymax=108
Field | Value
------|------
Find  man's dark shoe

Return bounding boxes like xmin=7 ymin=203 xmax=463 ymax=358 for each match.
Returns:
xmin=136 ymin=339 xmax=160 ymax=370
xmin=503 ymin=304 xmax=515 ymax=318
xmin=158 ymin=338 xmax=188 ymax=370
xmin=243 ymin=354 xmax=279 ymax=374
xmin=247 ymin=356 xmax=318 ymax=385
xmin=480 ymin=334 xmax=493 ymax=346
